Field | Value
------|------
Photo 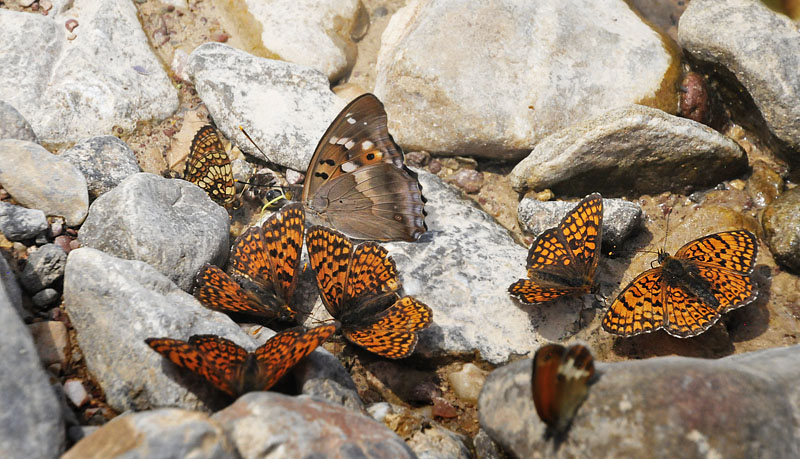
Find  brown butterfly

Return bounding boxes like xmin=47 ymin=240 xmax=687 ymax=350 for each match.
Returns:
xmin=301 ymin=94 xmax=426 ymax=242
xmin=185 ymin=124 xmax=236 ymax=206
xmin=193 ymin=203 xmax=305 ymax=322
xmin=145 ymin=325 xmax=335 ymax=397
xmin=509 ymin=193 xmax=603 ymax=304
xmin=532 ymin=343 xmax=595 ymax=433
xmin=306 ymin=225 xmax=433 ymax=359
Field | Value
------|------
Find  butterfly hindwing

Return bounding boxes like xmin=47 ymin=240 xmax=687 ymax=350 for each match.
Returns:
xmin=602 ymin=269 xmax=665 ymax=337
xmin=194 ymin=264 xmax=281 ymax=318
xmin=261 ymin=203 xmax=305 ymax=303
xmin=253 ymin=324 xmax=336 ymax=390
xmin=343 ymin=297 xmax=433 ymax=359
xmin=306 ymin=225 xmax=353 ymax=319
xmin=185 ymin=125 xmax=235 ymax=205
xmin=532 ymin=344 xmax=595 ymax=433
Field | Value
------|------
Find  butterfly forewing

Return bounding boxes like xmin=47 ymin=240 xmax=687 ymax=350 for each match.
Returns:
xmin=189 ymin=335 xmax=249 ymax=396
xmin=228 ymin=227 xmax=273 ymax=290
xmin=185 ymin=125 xmax=235 ymax=205
xmin=602 ymin=269 xmax=665 ymax=337
xmin=302 ymin=94 xmax=426 ymax=242
xmin=532 ymin=344 xmax=595 ymax=433
xmin=344 ymin=242 xmax=399 ymax=301
xmin=253 ymin=325 xmax=336 ymax=390
xmin=674 ymin=230 xmax=757 ymax=274
xmin=508 ymin=194 xmax=604 ymax=305
xmin=343 ymin=297 xmax=432 ymax=359
xmin=307 ymin=226 xmax=353 ymax=319
xmin=261 ymin=203 xmax=305 ymax=302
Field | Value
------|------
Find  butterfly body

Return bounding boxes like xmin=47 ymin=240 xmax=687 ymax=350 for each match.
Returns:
xmin=145 ymin=325 xmax=336 ymax=397
xmin=532 ymin=344 xmax=595 ymax=433
xmin=185 ymin=125 xmax=236 ymax=206
xmin=193 ymin=203 xmax=305 ymax=322
xmin=302 ymin=94 xmax=426 ymax=242
xmin=603 ymin=230 xmax=758 ymax=338
xmin=509 ymin=194 xmax=604 ymax=304
xmin=306 ymin=225 xmax=432 ymax=359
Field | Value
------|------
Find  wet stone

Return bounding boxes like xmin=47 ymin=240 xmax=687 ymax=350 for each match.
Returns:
xmin=761 ymin=187 xmax=800 ymax=273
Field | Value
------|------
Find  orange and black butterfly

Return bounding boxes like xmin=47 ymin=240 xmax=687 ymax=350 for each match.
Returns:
xmin=305 ymin=225 xmax=432 ymax=359
xmin=532 ymin=343 xmax=595 ymax=433
xmin=301 ymin=94 xmax=426 ymax=242
xmin=603 ymin=230 xmax=758 ymax=338
xmin=145 ymin=325 xmax=335 ymax=397
xmin=509 ymin=193 xmax=604 ymax=304
xmin=185 ymin=124 xmax=236 ymax=206
xmin=193 ymin=203 xmax=305 ymax=322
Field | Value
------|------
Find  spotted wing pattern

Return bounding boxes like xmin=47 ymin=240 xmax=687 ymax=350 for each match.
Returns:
xmin=532 ymin=344 xmax=595 ymax=433
xmin=195 ymin=204 xmax=305 ymax=322
xmin=306 ymin=225 xmax=433 ymax=358
xmin=603 ymin=230 xmax=759 ymax=338
xmin=508 ymin=193 xmax=604 ymax=304
xmin=301 ymin=93 xmax=426 ymax=242
xmin=145 ymin=325 xmax=335 ymax=397
xmin=185 ymin=124 xmax=235 ymax=206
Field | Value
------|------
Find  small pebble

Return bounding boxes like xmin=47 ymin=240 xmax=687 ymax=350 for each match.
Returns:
xmin=67 ymin=32 xmax=77 ymax=41
xmin=28 ymin=320 xmax=70 ymax=366
xmin=40 ymin=0 xmax=52 ymax=12
xmin=0 ymin=189 xmax=8 ymax=200
xmin=432 ymin=397 xmax=459 ymax=418
xmin=428 ymin=159 xmax=442 ymax=174
xmin=65 ymin=19 xmax=79 ymax=32
xmin=53 ymin=235 xmax=71 ymax=253
xmin=163 ymin=127 xmax=176 ymax=137
xmin=48 ymin=218 xmax=64 ymax=238
xmin=69 ymin=239 xmax=81 ymax=251
xmin=285 ymin=169 xmax=304 ymax=185
xmin=211 ymin=32 xmax=230 ymax=43
xmin=447 ymin=363 xmax=487 ymax=403
xmin=32 ymin=288 xmax=60 ymax=309
xmin=408 ymin=381 xmax=442 ymax=404
xmin=19 ymin=0 xmax=37 ymax=7
xmin=447 ymin=169 xmax=484 ymax=193
xmin=405 ymin=151 xmax=431 ymax=167
xmin=64 ymin=379 xmax=89 ymax=408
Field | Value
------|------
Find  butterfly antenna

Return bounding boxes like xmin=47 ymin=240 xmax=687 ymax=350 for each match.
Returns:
xmin=239 ymin=125 xmax=280 ymax=169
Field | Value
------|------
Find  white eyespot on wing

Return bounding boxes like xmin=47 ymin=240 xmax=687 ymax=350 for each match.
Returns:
xmin=346 ymin=117 xmax=356 ymax=125
xmin=329 ymin=136 xmax=339 ymax=144
xmin=344 ymin=140 xmax=355 ymax=150
xmin=336 ymin=137 xmax=351 ymax=146
xmin=558 ymin=357 xmax=592 ymax=380
xmin=340 ymin=162 xmax=358 ymax=173
xmin=361 ymin=140 xmax=374 ymax=150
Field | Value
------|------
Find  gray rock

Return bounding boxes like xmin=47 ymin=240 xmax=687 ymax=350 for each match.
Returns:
xmin=679 ymin=0 xmax=800 ymax=151
xmin=0 ymin=139 xmax=89 ymax=226
xmin=62 ymin=379 xmax=89 ymax=408
xmin=28 ymin=320 xmax=70 ymax=368
xmin=0 ymin=3 xmax=178 ymax=144
xmin=0 ymin=100 xmax=37 ymax=142
xmin=517 ymin=197 xmax=643 ymax=250
xmin=62 ymin=409 xmax=236 ymax=459
xmin=509 ymin=105 xmax=748 ymax=196
xmin=0 ymin=264 xmax=65 ymax=458
xmin=19 ymin=244 xmax=67 ymax=293
xmin=473 ymin=429 xmax=504 ymax=459
xmin=374 ymin=0 xmax=681 ymax=159
xmin=0 ymin=201 xmax=48 ymax=241
xmin=60 ymin=136 xmax=141 ymax=199
xmin=381 ymin=172 xmax=576 ymax=364
xmin=32 ymin=288 xmax=61 ymax=309
xmin=78 ymin=173 xmax=229 ymax=291
xmin=0 ymin=254 xmax=26 ymax=320
xmin=243 ymin=0 xmax=364 ymax=81
xmin=762 ymin=187 xmax=800 ymax=273
xmin=63 ymin=247 xmax=254 ymax=412
xmin=478 ymin=345 xmax=800 ymax=458
xmin=211 ymin=392 xmax=415 ymax=458
xmin=408 ymin=422 xmax=472 ymax=459
xmin=187 ymin=43 xmax=345 ymax=172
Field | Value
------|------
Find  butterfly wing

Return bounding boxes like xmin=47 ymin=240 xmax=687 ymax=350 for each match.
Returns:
xmin=194 ymin=264 xmax=284 ymax=319
xmin=188 ymin=335 xmax=249 ymax=396
xmin=251 ymin=325 xmax=336 ymax=391
xmin=302 ymin=94 xmax=426 ymax=242
xmin=673 ymin=230 xmax=758 ymax=275
xmin=558 ymin=193 xmax=603 ymax=281
xmin=532 ymin=344 xmax=595 ymax=432
xmin=602 ymin=269 xmax=666 ymax=337
xmin=185 ymin=125 xmax=235 ymax=205
xmin=145 ymin=335 xmax=244 ymax=397
xmin=261 ymin=203 xmax=305 ymax=305
xmin=661 ymin=281 xmax=721 ymax=338
xmin=229 ymin=227 xmax=273 ymax=289
xmin=343 ymin=297 xmax=433 ymax=359
xmin=306 ymin=226 xmax=353 ymax=319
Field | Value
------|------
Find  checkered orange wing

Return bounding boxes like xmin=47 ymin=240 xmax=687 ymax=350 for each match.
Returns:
xmin=252 ymin=325 xmax=336 ymax=390
xmin=602 ymin=269 xmax=665 ymax=337
xmin=145 ymin=335 xmax=246 ymax=397
xmin=194 ymin=264 xmax=289 ymax=320
xmin=228 ymin=227 xmax=272 ymax=290
xmin=343 ymin=297 xmax=433 ymax=359
xmin=261 ymin=203 xmax=305 ymax=304
xmin=344 ymin=242 xmax=399 ymax=301
xmin=188 ymin=335 xmax=249 ymax=396
xmin=185 ymin=125 xmax=235 ymax=206
xmin=306 ymin=225 xmax=353 ymax=318
xmin=508 ymin=193 xmax=604 ymax=304
xmin=661 ymin=283 xmax=720 ymax=337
